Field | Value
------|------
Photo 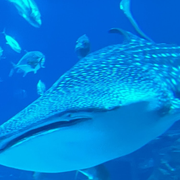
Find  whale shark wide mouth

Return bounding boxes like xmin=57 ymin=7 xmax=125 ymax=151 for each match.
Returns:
xmin=0 ymin=110 xmax=93 ymax=153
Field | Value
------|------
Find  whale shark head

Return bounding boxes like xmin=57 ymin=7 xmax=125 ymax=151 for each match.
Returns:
xmin=0 ymin=29 xmax=180 ymax=173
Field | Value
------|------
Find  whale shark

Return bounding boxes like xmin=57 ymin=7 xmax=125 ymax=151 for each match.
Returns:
xmin=0 ymin=28 xmax=180 ymax=173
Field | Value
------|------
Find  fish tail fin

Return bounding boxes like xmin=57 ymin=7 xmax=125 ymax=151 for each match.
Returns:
xmin=9 ymin=62 xmax=16 ymax=77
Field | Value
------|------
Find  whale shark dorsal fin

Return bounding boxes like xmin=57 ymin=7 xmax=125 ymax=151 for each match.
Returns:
xmin=108 ymin=28 xmax=149 ymax=44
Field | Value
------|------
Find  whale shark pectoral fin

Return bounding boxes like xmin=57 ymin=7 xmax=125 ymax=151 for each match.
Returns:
xmin=77 ymin=164 xmax=110 ymax=180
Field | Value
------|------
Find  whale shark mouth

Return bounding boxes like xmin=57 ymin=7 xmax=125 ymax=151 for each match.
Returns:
xmin=0 ymin=110 xmax=93 ymax=153
xmin=0 ymin=106 xmax=119 ymax=153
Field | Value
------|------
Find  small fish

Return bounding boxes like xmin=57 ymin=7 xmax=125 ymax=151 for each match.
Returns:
xmin=0 ymin=47 xmax=3 ymax=57
xmin=75 ymin=34 xmax=90 ymax=59
xmin=8 ymin=0 xmax=42 ymax=28
xmin=0 ymin=47 xmax=5 ymax=60
xmin=2 ymin=29 xmax=21 ymax=53
xmin=9 ymin=51 xmax=45 ymax=77
xmin=37 ymin=80 xmax=46 ymax=96
xmin=120 ymin=0 xmax=153 ymax=42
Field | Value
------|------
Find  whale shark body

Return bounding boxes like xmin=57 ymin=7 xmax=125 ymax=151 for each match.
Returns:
xmin=0 ymin=29 xmax=180 ymax=173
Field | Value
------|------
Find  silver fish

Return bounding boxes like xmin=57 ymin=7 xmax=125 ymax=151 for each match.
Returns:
xmin=0 ymin=47 xmax=3 ymax=57
xmin=37 ymin=80 xmax=46 ymax=96
xmin=2 ymin=29 xmax=21 ymax=53
xmin=8 ymin=0 xmax=41 ymax=28
xmin=9 ymin=51 xmax=45 ymax=77
xmin=0 ymin=28 xmax=180 ymax=173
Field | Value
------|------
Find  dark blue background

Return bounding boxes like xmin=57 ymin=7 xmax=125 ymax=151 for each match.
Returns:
xmin=0 ymin=0 xmax=180 ymax=179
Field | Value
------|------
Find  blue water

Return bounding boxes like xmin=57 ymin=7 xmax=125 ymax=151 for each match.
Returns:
xmin=0 ymin=0 xmax=180 ymax=179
